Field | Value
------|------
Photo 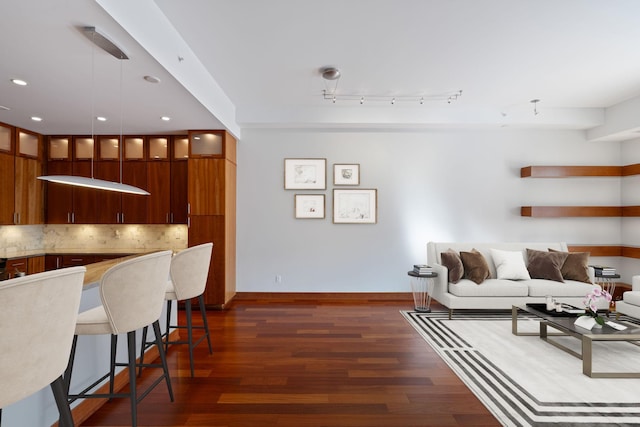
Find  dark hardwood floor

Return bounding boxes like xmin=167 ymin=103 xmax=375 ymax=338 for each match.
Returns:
xmin=81 ymin=298 xmax=500 ymax=426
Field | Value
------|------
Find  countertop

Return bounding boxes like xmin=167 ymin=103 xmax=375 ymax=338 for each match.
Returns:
xmin=0 ymin=248 xmax=173 ymax=259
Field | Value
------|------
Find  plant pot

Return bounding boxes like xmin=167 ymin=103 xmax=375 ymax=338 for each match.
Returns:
xmin=574 ymin=316 xmax=598 ymax=330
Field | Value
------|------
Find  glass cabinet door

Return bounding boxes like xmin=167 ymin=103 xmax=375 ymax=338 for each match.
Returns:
xmin=74 ymin=137 xmax=94 ymax=160
xmin=48 ymin=137 xmax=70 ymax=160
xmin=189 ymin=131 xmax=223 ymax=157
xmin=124 ymin=137 xmax=145 ymax=160
xmin=0 ymin=124 xmax=13 ymax=153
xmin=18 ymin=130 xmax=40 ymax=158
xmin=99 ymin=137 xmax=120 ymax=160
xmin=148 ymin=137 xmax=168 ymax=160
xmin=173 ymin=136 xmax=189 ymax=159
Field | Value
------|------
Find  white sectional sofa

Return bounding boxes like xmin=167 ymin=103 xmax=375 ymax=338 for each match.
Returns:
xmin=427 ymin=242 xmax=604 ymax=317
xmin=615 ymin=275 xmax=640 ymax=319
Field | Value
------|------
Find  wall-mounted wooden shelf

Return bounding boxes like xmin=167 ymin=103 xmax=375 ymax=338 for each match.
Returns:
xmin=567 ymin=245 xmax=640 ymax=259
xmin=521 ymin=164 xmax=640 ymax=178
xmin=521 ymin=206 xmax=640 ymax=217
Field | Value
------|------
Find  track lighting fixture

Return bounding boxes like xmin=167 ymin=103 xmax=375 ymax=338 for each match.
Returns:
xmin=531 ymin=99 xmax=540 ymax=116
xmin=320 ymin=66 xmax=462 ymax=105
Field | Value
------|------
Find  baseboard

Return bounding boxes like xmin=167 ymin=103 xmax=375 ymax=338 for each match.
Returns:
xmin=233 ymin=292 xmax=413 ymax=301
xmin=51 ymin=329 xmax=180 ymax=427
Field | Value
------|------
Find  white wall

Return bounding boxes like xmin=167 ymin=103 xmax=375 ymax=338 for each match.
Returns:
xmin=237 ymin=128 xmax=634 ymax=292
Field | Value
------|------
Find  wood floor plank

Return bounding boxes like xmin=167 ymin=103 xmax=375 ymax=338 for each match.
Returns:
xmin=80 ymin=299 xmax=500 ymax=426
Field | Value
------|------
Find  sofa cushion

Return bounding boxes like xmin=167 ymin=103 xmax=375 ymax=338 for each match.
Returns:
xmin=525 ymin=279 xmax=597 ymax=297
xmin=623 ymin=291 xmax=640 ymax=306
xmin=490 ymin=248 xmax=530 ymax=280
xmin=526 ymin=249 xmax=568 ymax=282
xmin=449 ymin=279 xmax=529 ymax=297
xmin=460 ymin=249 xmax=491 ymax=284
xmin=548 ymin=248 xmax=591 ymax=283
xmin=440 ymin=249 xmax=464 ymax=283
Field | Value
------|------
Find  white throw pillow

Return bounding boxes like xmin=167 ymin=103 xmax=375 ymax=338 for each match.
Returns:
xmin=490 ymin=248 xmax=531 ymax=280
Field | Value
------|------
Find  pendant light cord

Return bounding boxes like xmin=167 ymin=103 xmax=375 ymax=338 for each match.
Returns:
xmin=119 ymin=57 xmax=124 ymax=184
xmin=90 ymin=31 xmax=96 ymax=179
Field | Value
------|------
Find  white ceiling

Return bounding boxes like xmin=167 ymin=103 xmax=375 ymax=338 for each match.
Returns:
xmin=2 ymin=0 xmax=640 ymax=139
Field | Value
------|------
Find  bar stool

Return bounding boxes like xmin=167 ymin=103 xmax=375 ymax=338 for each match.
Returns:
xmin=64 ymin=251 xmax=173 ymax=427
xmin=0 ymin=267 xmax=86 ymax=427
xmin=140 ymin=243 xmax=213 ymax=377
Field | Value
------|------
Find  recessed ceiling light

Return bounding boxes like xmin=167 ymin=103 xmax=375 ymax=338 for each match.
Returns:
xmin=144 ymin=75 xmax=161 ymax=83
xmin=160 ymin=116 xmax=171 ymax=121
xmin=96 ymin=116 xmax=107 ymax=122
xmin=11 ymin=79 xmax=27 ymax=86
xmin=31 ymin=116 xmax=42 ymax=122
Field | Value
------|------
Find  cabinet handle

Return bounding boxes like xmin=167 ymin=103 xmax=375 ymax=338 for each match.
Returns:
xmin=187 ymin=203 xmax=191 ymax=214
xmin=67 ymin=212 xmax=70 ymax=223
xmin=166 ymin=213 xmax=169 ymax=224
xmin=187 ymin=217 xmax=190 ymax=228
xmin=170 ymin=213 xmax=174 ymax=223
xmin=56 ymin=257 xmax=60 ymax=269
xmin=72 ymin=212 xmax=75 ymax=223
xmin=121 ymin=213 xmax=124 ymax=223
xmin=70 ymin=258 xmax=83 ymax=262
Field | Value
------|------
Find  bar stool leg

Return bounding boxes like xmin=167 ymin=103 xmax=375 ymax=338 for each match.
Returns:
xmin=198 ymin=294 xmax=213 ymax=354
xmin=50 ymin=375 xmax=74 ymax=427
xmin=127 ymin=331 xmax=138 ymax=427
xmin=138 ymin=327 xmax=148 ymax=377
xmin=183 ymin=299 xmax=195 ymax=377
xmin=109 ymin=335 xmax=118 ymax=397
xmin=63 ymin=335 xmax=78 ymax=396
xmin=165 ymin=300 xmax=172 ymax=354
xmin=152 ymin=320 xmax=174 ymax=401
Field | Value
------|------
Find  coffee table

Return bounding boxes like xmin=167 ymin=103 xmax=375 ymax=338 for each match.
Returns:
xmin=512 ymin=304 xmax=640 ymax=378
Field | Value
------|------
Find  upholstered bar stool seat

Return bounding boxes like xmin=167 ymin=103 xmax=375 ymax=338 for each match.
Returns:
xmin=64 ymin=251 xmax=173 ymax=427
xmin=0 ymin=267 xmax=86 ymax=427
xmin=140 ymin=243 xmax=213 ymax=377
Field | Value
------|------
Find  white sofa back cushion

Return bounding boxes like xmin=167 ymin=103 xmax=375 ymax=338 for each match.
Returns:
xmin=490 ymin=248 xmax=531 ymax=280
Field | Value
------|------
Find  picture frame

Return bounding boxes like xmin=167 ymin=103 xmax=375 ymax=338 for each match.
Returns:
xmin=333 ymin=189 xmax=377 ymax=224
xmin=333 ymin=163 xmax=360 ymax=186
xmin=294 ymin=194 xmax=325 ymax=219
xmin=284 ymin=158 xmax=326 ymax=190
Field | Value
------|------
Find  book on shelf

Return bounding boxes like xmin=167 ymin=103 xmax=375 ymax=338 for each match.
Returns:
xmin=590 ymin=265 xmax=616 ymax=274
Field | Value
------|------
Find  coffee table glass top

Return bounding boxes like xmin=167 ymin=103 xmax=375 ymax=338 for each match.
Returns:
xmin=516 ymin=303 xmax=640 ymax=336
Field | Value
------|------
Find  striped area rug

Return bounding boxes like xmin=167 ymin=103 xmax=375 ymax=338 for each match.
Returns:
xmin=402 ymin=310 xmax=640 ymax=426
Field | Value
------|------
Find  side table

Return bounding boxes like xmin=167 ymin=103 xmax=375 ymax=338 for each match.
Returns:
xmin=408 ymin=271 xmax=438 ymax=312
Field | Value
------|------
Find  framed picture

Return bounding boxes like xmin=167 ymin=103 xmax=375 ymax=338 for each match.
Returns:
xmin=333 ymin=189 xmax=377 ymax=224
xmin=334 ymin=163 xmax=360 ymax=186
xmin=294 ymin=194 xmax=325 ymax=219
xmin=284 ymin=158 xmax=326 ymax=190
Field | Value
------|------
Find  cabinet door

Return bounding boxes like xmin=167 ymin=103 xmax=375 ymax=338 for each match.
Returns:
xmin=121 ymin=162 xmax=148 ymax=224
xmin=45 ymin=161 xmax=73 ymax=223
xmin=147 ymin=161 xmax=171 ymax=224
xmin=14 ymin=156 xmax=43 ymax=224
xmin=45 ymin=255 xmax=63 ymax=271
xmin=93 ymin=161 xmax=122 ymax=224
xmin=6 ymin=258 xmax=27 ymax=278
xmin=0 ymin=153 xmax=15 ymax=225
xmin=72 ymin=161 xmax=99 ymax=224
xmin=188 ymin=215 xmax=225 ymax=307
xmin=188 ymin=159 xmax=225 ymax=215
xmin=27 ymin=256 xmax=45 ymax=274
xmin=170 ymin=160 xmax=188 ymax=224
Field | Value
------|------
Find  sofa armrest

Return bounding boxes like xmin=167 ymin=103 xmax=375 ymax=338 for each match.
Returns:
xmin=430 ymin=263 xmax=449 ymax=293
xmin=632 ymin=275 xmax=640 ymax=292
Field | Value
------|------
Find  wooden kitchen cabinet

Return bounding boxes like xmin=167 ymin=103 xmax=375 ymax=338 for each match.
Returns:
xmin=147 ymin=161 xmax=171 ymax=224
xmin=6 ymin=258 xmax=27 ymax=279
xmin=27 ymin=256 xmax=45 ymax=274
xmin=0 ymin=153 xmax=15 ymax=225
xmin=13 ymin=129 xmax=43 ymax=224
xmin=188 ymin=130 xmax=236 ymax=308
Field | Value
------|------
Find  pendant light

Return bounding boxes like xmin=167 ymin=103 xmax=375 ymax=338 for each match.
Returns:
xmin=38 ymin=26 xmax=149 ymax=196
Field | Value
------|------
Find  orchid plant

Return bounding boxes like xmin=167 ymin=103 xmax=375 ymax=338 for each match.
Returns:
xmin=582 ymin=288 xmax=612 ymax=326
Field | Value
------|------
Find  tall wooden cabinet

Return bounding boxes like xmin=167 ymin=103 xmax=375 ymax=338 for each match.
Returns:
xmin=0 ymin=123 xmax=43 ymax=225
xmin=188 ymin=130 xmax=236 ymax=308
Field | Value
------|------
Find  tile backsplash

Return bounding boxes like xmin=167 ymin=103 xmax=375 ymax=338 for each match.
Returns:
xmin=0 ymin=224 xmax=188 ymax=254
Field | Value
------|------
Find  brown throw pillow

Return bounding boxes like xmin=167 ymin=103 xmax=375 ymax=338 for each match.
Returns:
xmin=441 ymin=249 xmax=464 ymax=283
xmin=548 ymin=248 xmax=591 ymax=283
xmin=526 ymin=249 xmax=568 ymax=282
xmin=460 ymin=249 xmax=491 ymax=284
